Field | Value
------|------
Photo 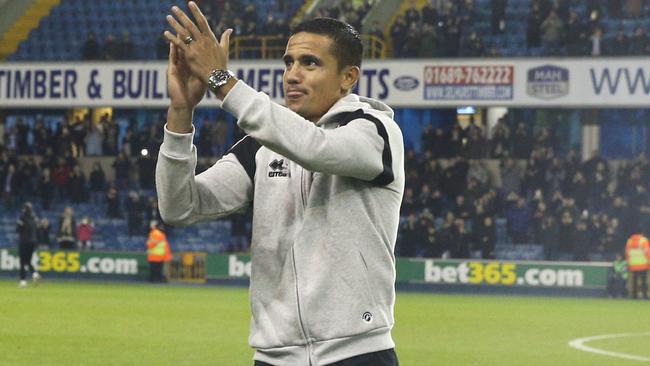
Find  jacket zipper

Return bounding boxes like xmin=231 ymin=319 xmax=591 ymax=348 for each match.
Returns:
xmin=299 ymin=167 xmax=308 ymax=208
xmin=291 ymin=246 xmax=313 ymax=365
xmin=296 ymin=165 xmax=312 ymax=364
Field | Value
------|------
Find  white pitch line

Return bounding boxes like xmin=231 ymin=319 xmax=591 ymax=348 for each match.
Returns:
xmin=568 ymin=332 xmax=650 ymax=362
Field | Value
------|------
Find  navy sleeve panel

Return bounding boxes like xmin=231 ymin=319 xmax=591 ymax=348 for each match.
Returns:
xmin=227 ymin=135 xmax=262 ymax=182
xmin=339 ymin=110 xmax=395 ymax=186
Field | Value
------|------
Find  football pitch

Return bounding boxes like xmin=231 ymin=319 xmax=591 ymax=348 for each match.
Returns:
xmin=1 ymin=279 xmax=650 ymax=365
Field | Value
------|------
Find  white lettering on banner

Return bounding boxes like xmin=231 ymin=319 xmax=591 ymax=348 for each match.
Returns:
xmin=228 ymin=255 xmax=251 ymax=277
xmin=424 ymin=260 xmax=469 ymax=283
xmin=424 ymin=259 xmax=585 ymax=287
xmin=0 ymin=249 xmax=19 ymax=270
xmin=524 ymin=269 xmax=583 ymax=287
xmin=86 ymin=257 xmax=138 ymax=274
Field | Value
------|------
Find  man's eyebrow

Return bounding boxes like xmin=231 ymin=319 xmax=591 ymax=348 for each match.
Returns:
xmin=282 ymin=53 xmax=322 ymax=65
xmin=298 ymin=54 xmax=322 ymax=64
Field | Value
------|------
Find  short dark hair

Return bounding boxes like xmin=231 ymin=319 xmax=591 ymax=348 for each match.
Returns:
xmin=291 ymin=17 xmax=363 ymax=70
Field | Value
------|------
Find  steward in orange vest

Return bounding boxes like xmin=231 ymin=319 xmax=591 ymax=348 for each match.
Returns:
xmin=625 ymin=233 xmax=650 ymax=299
xmin=147 ymin=221 xmax=171 ymax=282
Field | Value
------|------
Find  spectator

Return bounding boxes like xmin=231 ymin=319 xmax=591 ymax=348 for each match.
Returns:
xmin=607 ymin=253 xmax=628 ymax=298
xmin=229 ymin=212 xmax=250 ymax=252
xmin=541 ymin=215 xmax=559 ymax=260
xmin=589 ymin=27 xmax=604 ymax=56
xmin=117 ymin=32 xmax=135 ymax=60
xmin=398 ymin=213 xmax=419 ymax=257
xmin=404 ymin=0 xmax=421 ymax=27
xmin=573 ymin=219 xmax=591 ymax=261
xmin=106 ymin=185 xmax=122 ymax=219
xmin=82 ymin=32 xmax=100 ymax=60
xmin=113 ymin=150 xmax=132 ymax=190
xmin=2 ymin=163 xmax=19 ymax=209
xmin=499 ymin=158 xmax=521 ymax=197
xmin=506 ymin=196 xmax=531 ymax=243
xmin=490 ymin=0 xmax=507 ymax=34
xmin=57 ymin=206 xmax=77 ymax=250
xmin=76 ymin=216 xmax=94 ymax=250
xmin=449 ymin=218 xmax=471 ymax=258
xmin=526 ymin=3 xmax=544 ymax=48
xmin=418 ymin=23 xmax=438 ymax=57
xmin=540 ymin=9 xmax=564 ymax=55
xmin=212 ymin=118 xmax=229 ymax=157
xmin=475 ymin=215 xmax=496 ymax=259
xmin=421 ymin=0 xmax=439 ymax=26
xmin=565 ymin=10 xmax=586 ymax=56
xmin=103 ymin=34 xmax=119 ymax=60
xmin=38 ymin=167 xmax=55 ymax=211
xmin=89 ymin=162 xmax=106 ymax=204
xmin=629 ymin=26 xmax=648 ymax=55
xmin=68 ymin=164 xmax=87 ymax=203
xmin=36 ymin=218 xmax=52 ymax=249
xmin=607 ymin=29 xmax=629 ymax=56
xmin=85 ymin=120 xmax=104 ymax=156
xmin=125 ymin=191 xmax=144 ymax=236
xmin=390 ymin=16 xmax=408 ymax=57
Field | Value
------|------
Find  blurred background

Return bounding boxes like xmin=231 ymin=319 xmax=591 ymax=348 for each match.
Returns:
xmin=0 ymin=0 xmax=649 ymax=292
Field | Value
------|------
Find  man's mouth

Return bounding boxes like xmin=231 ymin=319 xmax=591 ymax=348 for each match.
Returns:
xmin=286 ymin=89 xmax=306 ymax=99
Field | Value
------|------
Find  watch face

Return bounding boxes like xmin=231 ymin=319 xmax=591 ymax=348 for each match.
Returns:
xmin=208 ymin=70 xmax=232 ymax=92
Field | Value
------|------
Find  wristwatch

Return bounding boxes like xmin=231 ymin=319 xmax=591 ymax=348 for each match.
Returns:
xmin=207 ymin=69 xmax=235 ymax=93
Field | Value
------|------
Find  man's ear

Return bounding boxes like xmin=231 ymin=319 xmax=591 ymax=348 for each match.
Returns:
xmin=340 ymin=65 xmax=360 ymax=93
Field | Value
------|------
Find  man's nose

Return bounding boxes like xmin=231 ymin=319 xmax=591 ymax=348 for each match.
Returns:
xmin=285 ymin=66 xmax=301 ymax=84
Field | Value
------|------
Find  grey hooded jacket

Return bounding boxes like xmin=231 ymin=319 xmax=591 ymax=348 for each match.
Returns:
xmin=156 ymin=81 xmax=404 ymax=366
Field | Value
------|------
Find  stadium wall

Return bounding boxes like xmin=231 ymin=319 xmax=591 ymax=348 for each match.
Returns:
xmin=0 ymin=249 xmax=612 ymax=297
xmin=3 ymin=58 xmax=650 ymax=108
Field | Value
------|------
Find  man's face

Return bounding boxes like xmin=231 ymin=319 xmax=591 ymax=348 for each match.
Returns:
xmin=282 ymin=32 xmax=351 ymax=122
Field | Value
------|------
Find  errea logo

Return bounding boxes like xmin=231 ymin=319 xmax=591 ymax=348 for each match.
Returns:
xmin=268 ymin=159 xmax=290 ymax=178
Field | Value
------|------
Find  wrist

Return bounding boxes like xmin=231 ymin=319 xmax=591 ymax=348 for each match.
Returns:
xmin=166 ymin=106 xmax=193 ymax=134
xmin=207 ymin=69 xmax=236 ymax=100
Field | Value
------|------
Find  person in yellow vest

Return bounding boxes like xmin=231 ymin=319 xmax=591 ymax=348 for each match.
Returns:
xmin=625 ymin=233 xmax=650 ymax=299
xmin=146 ymin=221 xmax=171 ymax=282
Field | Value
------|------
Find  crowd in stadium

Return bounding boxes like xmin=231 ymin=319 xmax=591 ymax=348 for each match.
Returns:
xmin=1 ymin=109 xmax=645 ymax=261
xmin=397 ymin=114 xmax=646 ymax=261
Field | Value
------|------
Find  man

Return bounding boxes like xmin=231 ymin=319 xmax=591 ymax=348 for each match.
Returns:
xmin=16 ymin=202 xmax=41 ymax=287
xmin=158 ymin=3 xmax=404 ymax=365
xmin=625 ymin=233 xmax=650 ymax=299
xmin=146 ymin=221 xmax=171 ymax=282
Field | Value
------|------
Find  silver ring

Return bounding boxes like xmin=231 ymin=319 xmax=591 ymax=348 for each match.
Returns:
xmin=184 ymin=35 xmax=193 ymax=45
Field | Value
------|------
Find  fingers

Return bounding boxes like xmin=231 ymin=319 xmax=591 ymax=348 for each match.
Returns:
xmin=172 ymin=6 xmax=201 ymax=39
xmin=188 ymin=1 xmax=213 ymax=37
xmin=169 ymin=42 xmax=175 ymax=65
xmin=166 ymin=15 xmax=192 ymax=42
xmin=163 ymin=30 xmax=188 ymax=53
xmin=219 ymin=28 xmax=233 ymax=51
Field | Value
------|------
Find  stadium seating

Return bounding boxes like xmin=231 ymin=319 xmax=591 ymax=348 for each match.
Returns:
xmin=8 ymin=0 xmax=304 ymax=61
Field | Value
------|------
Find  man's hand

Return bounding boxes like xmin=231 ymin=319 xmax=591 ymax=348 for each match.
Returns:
xmin=164 ymin=2 xmax=232 ymax=84
xmin=166 ymin=41 xmax=205 ymax=133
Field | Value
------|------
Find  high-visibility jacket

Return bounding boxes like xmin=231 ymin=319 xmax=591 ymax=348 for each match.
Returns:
xmin=147 ymin=228 xmax=171 ymax=262
xmin=625 ymin=234 xmax=650 ymax=271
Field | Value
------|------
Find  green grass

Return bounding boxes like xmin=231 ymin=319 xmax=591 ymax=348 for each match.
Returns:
xmin=2 ymin=279 xmax=650 ymax=365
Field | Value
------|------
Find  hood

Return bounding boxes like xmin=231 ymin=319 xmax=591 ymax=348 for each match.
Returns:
xmin=316 ymin=93 xmax=394 ymax=127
